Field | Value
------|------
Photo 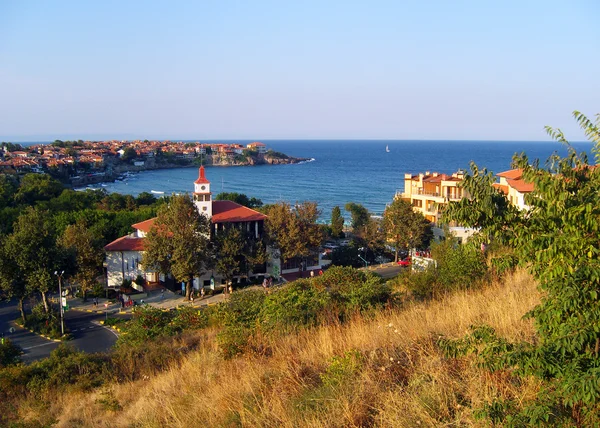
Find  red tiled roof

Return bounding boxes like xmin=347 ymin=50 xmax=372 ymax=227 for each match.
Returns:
xmin=132 ymin=218 xmax=155 ymax=233
xmin=194 ymin=166 xmax=210 ymax=184
xmin=509 ymin=180 xmax=534 ymax=192
xmin=104 ymin=236 xmax=145 ymax=251
xmin=212 ymin=200 xmax=267 ymax=223
xmin=497 ymin=169 xmax=523 ymax=179
xmin=493 ymin=183 xmax=509 ymax=194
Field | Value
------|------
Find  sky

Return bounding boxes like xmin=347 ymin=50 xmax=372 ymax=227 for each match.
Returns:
xmin=0 ymin=0 xmax=598 ymax=142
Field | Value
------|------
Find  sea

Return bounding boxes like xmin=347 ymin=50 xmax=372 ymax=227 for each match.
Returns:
xmin=23 ymin=140 xmax=594 ymax=220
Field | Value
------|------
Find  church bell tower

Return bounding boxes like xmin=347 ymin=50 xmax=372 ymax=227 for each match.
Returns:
xmin=193 ymin=165 xmax=212 ymax=218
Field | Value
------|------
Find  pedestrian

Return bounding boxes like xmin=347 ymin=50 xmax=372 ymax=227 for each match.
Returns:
xmin=93 ymin=297 xmax=98 ymax=308
xmin=228 ymin=283 xmax=233 ymax=294
xmin=191 ymin=292 xmax=195 ymax=304
xmin=318 ymin=269 xmax=323 ymax=276
xmin=310 ymin=270 xmax=315 ymax=278
xmin=200 ymin=287 xmax=205 ymax=299
xmin=161 ymin=288 xmax=165 ymax=300
xmin=268 ymin=277 xmax=273 ymax=288
xmin=262 ymin=277 xmax=268 ymax=290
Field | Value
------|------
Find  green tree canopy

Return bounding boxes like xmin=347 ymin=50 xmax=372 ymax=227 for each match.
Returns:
xmin=4 ymin=207 xmax=60 ymax=313
xmin=14 ymin=173 xmax=64 ymax=205
xmin=0 ymin=175 xmax=18 ymax=209
xmin=142 ymin=195 xmax=213 ymax=300
xmin=442 ymin=111 xmax=600 ymax=425
xmin=120 ymin=147 xmax=138 ymax=163
xmin=330 ymin=205 xmax=344 ymax=239
xmin=383 ymin=198 xmax=432 ymax=261
xmin=59 ymin=219 xmax=104 ymax=301
xmin=344 ymin=202 xmax=370 ymax=235
xmin=266 ymin=201 xmax=324 ymax=263
xmin=214 ymin=227 xmax=245 ymax=285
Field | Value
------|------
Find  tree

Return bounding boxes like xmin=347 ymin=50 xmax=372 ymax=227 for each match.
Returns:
xmin=214 ymin=227 xmax=245 ymax=286
xmin=4 ymin=207 xmax=59 ymax=313
xmin=215 ymin=192 xmax=263 ymax=208
xmin=120 ymin=147 xmax=137 ymax=163
xmin=442 ymin=111 xmax=600 ymax=425
xmin=0 ymin=175 xmax=18 ymax=209
xmin=14 ymin=173 xmax=64 ymax=205
xmin=142 ymin=195 xmax=212 ymax=300
xmin=266 ymin=201 xmax=324 ymax=264
xmin=442 ymin=163 xmax=521 ymax=245
xmin=383 ymin=198 xmax=432 ymax=262
xmin=330 ymin=206 xmax=344 ymax=239
xmin=344 ymin=202 xmax=370 ymax=235
xmin=0 ymin=240 xmax=29 ymax=321
xmin=59 ymin=219 xmax=104 ymax=302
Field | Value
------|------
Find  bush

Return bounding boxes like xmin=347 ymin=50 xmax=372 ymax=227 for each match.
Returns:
xmin=172 ymin=306 xmax=209 ymax=331
xmin=116 ymin=306 xmax=174 ymax=347
xmin=405 ymin=239 xmax=489 ymax=299
xmin=21 ymin=304 xmax=63 ymax=339
xmin=0 ymin=339 xmax=22 ymax=368
xmin=25 ymin=345 xmax=107 ymax=397
xmin=260 ymin=280 xmax=331 ymax=331
xmin=313 ymin=266 xmax=393 ymax=317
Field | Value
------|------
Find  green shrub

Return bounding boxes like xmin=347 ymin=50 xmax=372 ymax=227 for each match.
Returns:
xmin=320 ymin=350 xmax=363 ymax=389
xmin=260 ymin=280 xmax=330 ymax=331
xmin=405 ymin=240 xmax=489 ymax=299
xmin=26 ymin=345 xmax=107 ymax=397
xmin=116 ymin=306 xmax=174 ymax=347
xmin=314 ymin=266 xmax=392 ymax=316
xmin=0 ymin=339 xmax=21 ymax=368
xmin=21 ymin=303 xmax=63 ymax=338
xmin=172 ymin=306 xmax=209 ymax=331
xmin=217 ymin=325 xmax=254 ymax=359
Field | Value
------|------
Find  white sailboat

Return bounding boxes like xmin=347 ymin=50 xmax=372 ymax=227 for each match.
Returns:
xmin=385 ymin=144 xmax=390 ymax=153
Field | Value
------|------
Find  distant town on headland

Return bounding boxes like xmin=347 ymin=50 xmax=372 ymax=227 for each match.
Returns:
xmin=0 ymin=140 xmax=308 ymax=187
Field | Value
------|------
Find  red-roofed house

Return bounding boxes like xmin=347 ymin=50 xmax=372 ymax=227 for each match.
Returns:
xmin=246 ymin=142 xmax=267 ymax=154
xmin=496 ymin=168 xmax=533 ymax=210
xmin=104 ymin=166 xmax=272 ymax=289
xmin=397 ymin=170 xmax=477 ymax=243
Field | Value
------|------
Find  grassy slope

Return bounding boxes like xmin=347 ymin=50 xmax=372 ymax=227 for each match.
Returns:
xmin=41 ymin=269 xmax=538 ymax=427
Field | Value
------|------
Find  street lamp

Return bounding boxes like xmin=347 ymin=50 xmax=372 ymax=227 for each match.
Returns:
xmin=54 ymin=270 xmax=65 ymax=336
xmin=358 ymin=247 xmax=368 ymax=268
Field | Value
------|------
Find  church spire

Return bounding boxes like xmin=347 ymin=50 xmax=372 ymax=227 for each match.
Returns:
xmin=194 ymin=165 xmax=210 ymax=184
xmin=193 ymin=166 xmax=212 ymax=217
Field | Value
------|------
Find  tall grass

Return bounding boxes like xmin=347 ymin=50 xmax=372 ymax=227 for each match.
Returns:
xmin=40 ymin=269 xmax=539 ymax=427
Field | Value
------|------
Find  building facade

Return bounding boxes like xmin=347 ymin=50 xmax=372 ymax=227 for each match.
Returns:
xmin=104 ymin=166 xmax=270 ymax=289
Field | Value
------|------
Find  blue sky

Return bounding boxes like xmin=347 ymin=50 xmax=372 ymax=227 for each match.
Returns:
xmin=0 ymin=0 xmax=598 ymax=141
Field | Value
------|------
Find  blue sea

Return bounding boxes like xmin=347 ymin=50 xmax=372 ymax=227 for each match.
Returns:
xmin=26 ymin=140 xmax=595 ymax=220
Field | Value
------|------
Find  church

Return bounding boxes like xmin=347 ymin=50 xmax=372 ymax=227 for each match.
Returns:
xmin=104 ymin=166 xmax=273 ymax=291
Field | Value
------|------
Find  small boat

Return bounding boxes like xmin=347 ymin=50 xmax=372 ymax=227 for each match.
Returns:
xmin=386 ymin=145 xmax=390 ymax=153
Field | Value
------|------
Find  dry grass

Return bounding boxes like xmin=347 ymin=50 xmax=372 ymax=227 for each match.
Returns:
xmin=47 ymin=269 xmax=539 ymax=427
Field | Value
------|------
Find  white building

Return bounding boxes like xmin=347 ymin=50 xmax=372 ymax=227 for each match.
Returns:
xmin=494 ymin=168 xmax=533 ymax=211
xmin=104 ymin=166 xmax=270 ymax=290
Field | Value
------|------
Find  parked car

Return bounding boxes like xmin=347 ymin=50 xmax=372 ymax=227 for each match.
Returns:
xmin=397 ymin=256 xmax=411 ymax=267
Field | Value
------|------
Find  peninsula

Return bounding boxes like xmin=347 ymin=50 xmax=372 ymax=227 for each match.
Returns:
xmin=0 ymin=140 xmax=309 ymax=187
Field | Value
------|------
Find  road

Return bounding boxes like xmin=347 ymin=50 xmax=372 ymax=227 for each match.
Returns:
xmin=368 ymin=263 xmax=409 ymax=279
xmin=0 ymin=300 xmax=126 ymax=363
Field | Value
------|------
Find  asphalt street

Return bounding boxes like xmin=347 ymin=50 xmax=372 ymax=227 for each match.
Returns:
xmin=0 ymin=300 xmax=125 ymax=363
xmin=369 ymin=263 xmax=410 ymax=279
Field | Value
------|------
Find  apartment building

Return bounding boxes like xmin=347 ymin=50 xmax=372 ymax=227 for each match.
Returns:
xmin=399 ymin=171 xmax=466 ymax=223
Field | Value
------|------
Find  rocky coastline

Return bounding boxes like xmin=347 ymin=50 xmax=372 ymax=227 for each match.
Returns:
xmin=70 ymin=153 xmax=311 ymax=187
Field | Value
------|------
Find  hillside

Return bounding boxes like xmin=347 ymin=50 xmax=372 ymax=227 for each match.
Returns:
xmin=14 ymin=269 xmax=538 ymax=427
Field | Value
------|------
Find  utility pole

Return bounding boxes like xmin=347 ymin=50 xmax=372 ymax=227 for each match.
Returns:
xmin=54 ymin=270 xmax=65 ymax=336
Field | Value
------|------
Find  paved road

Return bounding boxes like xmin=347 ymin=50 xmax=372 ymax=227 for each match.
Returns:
xmin=368 ymin=263 xmax=409 ymax=279
xmin=0 ymin=300 xmax=126 ymax=363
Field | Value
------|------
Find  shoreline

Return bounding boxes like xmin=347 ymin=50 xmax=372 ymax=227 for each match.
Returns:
xmin=70 ymin=156 xmax=315 ymax=189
